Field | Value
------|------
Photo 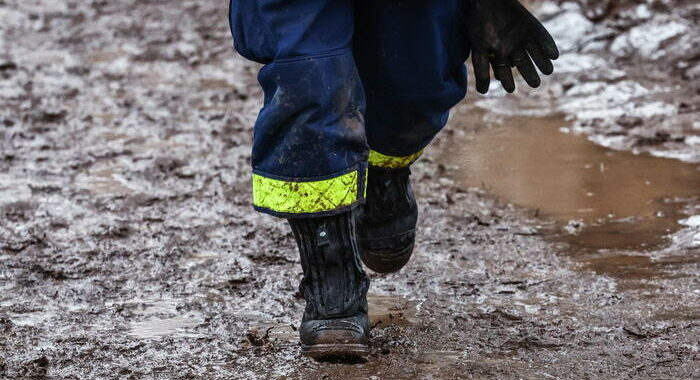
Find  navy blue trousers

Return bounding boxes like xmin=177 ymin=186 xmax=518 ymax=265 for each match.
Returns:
xmin=229 ymin=0 xmax=468 ymax=218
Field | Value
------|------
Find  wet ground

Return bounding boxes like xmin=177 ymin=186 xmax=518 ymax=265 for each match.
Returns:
xmin=1 ymin=1 xmax=699 ymax=379
xmin=441 ymin=103 xmax=700 ymax=276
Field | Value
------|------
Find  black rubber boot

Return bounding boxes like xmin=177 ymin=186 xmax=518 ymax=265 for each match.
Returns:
xmin=288 ymin=211 xmax=370 ymax=360
xmin=356 ymin=166 xmax=418 ymax=274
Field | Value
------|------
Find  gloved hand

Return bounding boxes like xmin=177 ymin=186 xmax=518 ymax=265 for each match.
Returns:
xmin=465 ymin=0 xmax=559 ymax=94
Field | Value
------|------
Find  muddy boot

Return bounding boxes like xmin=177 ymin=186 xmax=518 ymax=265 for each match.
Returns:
xmin=288 ymin=211 xmax=370 ymax=360
xmin=356 ymin=166 xmax=418 ymax=274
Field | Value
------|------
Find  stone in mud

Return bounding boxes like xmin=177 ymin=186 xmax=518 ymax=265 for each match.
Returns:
xmin=616 ymin=115 xmax=643 ymax=129
xmin=32 ymin=110 xmax=67 ymax=124
xmin=19 ymin=356 xmax=49 ymax=379
xmin=0 ymin=316 xmax=14 ymax=332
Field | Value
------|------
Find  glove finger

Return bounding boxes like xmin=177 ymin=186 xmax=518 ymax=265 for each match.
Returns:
xmin=492 ymin=57 xmax=515 ymax=93
xmin=513 ymin=49 xmax=540 ymax=88
xmin=526 ymin=40 xmax=554 ymax=75
xmin=532 ymin=23 xmax=559 ymax=60
xmin=472 ymin=50 xmax=491 ymax=94
xmin=509 ymin=0 xmax=560 ymax=59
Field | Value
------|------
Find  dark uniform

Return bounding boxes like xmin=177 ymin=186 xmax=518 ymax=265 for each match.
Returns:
xmin=229 ymin=0 xmax=467 ymax=218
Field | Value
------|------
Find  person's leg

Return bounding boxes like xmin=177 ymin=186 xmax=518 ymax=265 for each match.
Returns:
xmin=354 ymin=0 xmax=468 ymax=160
xmin=229 ymin=0 xmax=370 ymax=358
xmin=230 ymin=0 xmax=368 ymax=218
xmin=353 ymin=0 xmax=468 ymax=273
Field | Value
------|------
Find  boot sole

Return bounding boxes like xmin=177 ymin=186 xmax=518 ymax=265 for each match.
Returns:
xmin=359 ymin=241 xmax=414 ymax=274
xmin=301 ymin=343 xmax=369 ymax=359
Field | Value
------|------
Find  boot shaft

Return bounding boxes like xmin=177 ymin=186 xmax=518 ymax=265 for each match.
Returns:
xmin=364 ymin=166 xmax=415 ymax=222
xmin=288 ymin=211 xmax=368 ymax=321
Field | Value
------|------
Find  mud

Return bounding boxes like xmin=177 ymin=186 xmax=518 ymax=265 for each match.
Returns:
xmin=1 ymin=1 xmax=699 ymax=379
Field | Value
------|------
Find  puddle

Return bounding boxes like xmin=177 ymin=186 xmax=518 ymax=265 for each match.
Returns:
xmin=368 ymin=295 xmax=417 ymax=327
xmin=440 ymin=105 xmax=700 ymax=279
xmin=121 ymin=297 xmax=205 ymax=339
xmin=236 ymin=294 xmax=417 ymax=345
xmin=128 ymin=316 xmax=205 ymax=339
xmin=75 ymin=168 xmax=135 ymax=196
xmin=319 ymin=349 xmax=467 ymax=380
xmin=0 ymin=176 xmax=32 ymax=206
xmin=409 ymin=350 xmax=466 ymax=375
xmin=248 ymin=321 xmax=299 ymax=343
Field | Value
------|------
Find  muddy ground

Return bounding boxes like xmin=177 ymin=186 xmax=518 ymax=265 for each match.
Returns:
xmin=1 ymin=1 xmax=698 ymax=379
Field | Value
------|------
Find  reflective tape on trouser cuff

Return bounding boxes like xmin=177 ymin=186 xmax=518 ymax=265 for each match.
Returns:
xmin=368 ymin=149 xmax=423 ymax=169
xmin=252 ymin=169 xmax=366 ymax=217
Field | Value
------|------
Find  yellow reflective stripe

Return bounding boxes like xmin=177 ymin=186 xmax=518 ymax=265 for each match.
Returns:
xmin=363 ymin=168 xmax=368 ymax=198
xmin=368 ymin=149 xmax=423 ymax=169
xmin=253 ymin=171 xmax=360 ymax=214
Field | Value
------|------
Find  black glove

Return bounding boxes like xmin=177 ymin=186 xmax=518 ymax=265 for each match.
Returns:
xmin=465 ymin=0 xmax=559 ymax=94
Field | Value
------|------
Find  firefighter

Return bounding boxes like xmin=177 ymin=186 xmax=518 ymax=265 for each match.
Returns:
xmin=228 ymin=0 xmax=558 ymax=359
